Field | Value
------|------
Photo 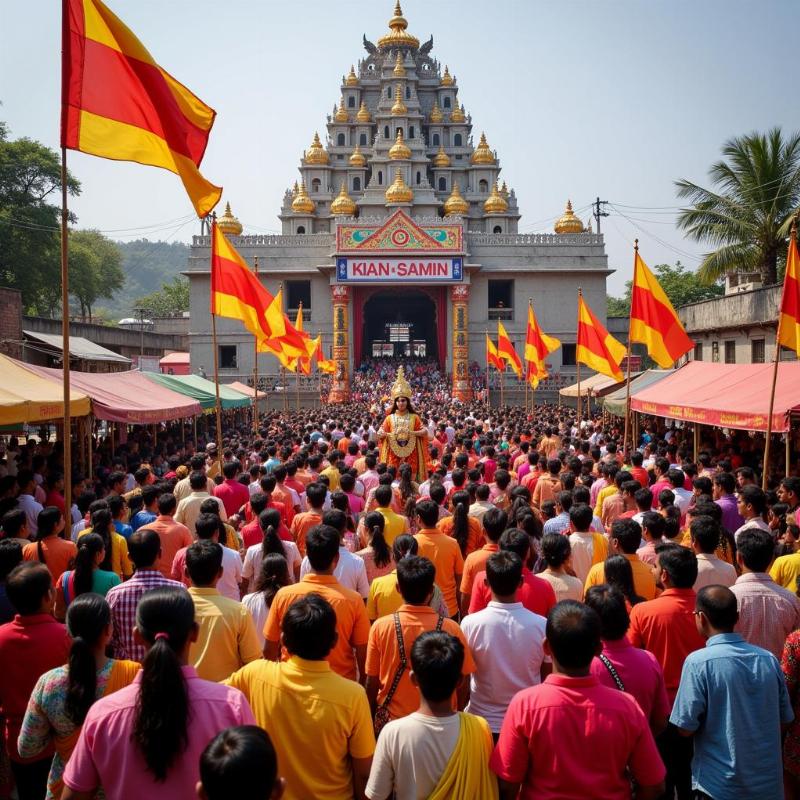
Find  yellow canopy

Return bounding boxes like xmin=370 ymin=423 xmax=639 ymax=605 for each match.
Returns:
xmin=0 ymin=354 xmax=91 ymax=424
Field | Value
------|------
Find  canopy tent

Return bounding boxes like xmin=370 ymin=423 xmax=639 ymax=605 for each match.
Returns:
xmin=23 ymin=330 xmax=131 ymax=364
xmin=159 ymin=351 xmax=190 ymax=375
xmin=226 ymin=381 xmax=267 ymax=399
xmin=20 ymin=362 xmax=202 ymax=424
xmin=601 ymin=370 xmax=673 ymax=417
xmin=0 ymin=354 xmax=91 ymax=425
xmin=142 ymin=373 xmax=251 ymax=410
xmin=630 ymin=361 xmax=800 ymax=433
xmin=559 ymin=372 xmax=636 ymax=398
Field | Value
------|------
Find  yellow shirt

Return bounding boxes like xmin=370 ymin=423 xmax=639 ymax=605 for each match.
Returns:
xmin=225 ymin=656 xmax=375 ymax=800
xmin=77 ymin=528 xmax=132 ymax=580
xmin=366 ymin=570 xmax=448 ymax=621
xmin=594 ymin=484 xmax=619 ymax=518
xmin=187 ymin=587 xmax=262 ymax=682
xmin=376 ymin=507 xmax=408 ymax=545
xmin=770 ymin=553 xmax=800 ymax=591
xmin=584 ymin=553 xmax=658 ymax=600
xmin=320 ymin=466 xmax=341 ymax=492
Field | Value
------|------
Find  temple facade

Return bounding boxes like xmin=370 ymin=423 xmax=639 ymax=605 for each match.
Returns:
xmin=186 ymin=2 xmax=610 ymax=400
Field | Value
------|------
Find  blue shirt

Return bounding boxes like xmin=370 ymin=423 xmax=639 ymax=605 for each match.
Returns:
xmin=113 ymin=520 xmax=134 ymax=541
xmin=543 ymin=511 xmax=570 ymax=536
xmin=130 ymin=509 xmax=157 ymax=532
xmin=670 ymin=632 xmax=793 ymax=800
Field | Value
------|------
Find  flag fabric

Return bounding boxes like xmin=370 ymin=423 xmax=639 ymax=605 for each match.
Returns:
xmin=485 ymin=335 xmax=505 ymax=372
xmin=256 ymin=290 xmax=312 ymax=370
xmin=630 ymin=252 xmax=694 ymax=368
xmin=524 ymin=303 xmax=561 ymax=388
xmin=292 ymin=305 xmax=317 ymax=375
xmin=62 ymin=0 xmax=221 ymax=216
xmin=211 ymin=223 xmax=285 ymax=344
xmin=497 ymin=322 xmax=523 ymax=377
xmin=316 ymin=342 xmax=336 ymax=374
xmin=778 ymin=231 xmax=800 ymax=357
xmin=577 ymin=294 xmax=626 ymax=380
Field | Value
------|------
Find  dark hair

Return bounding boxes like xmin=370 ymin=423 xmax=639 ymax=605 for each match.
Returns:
xmin=258 ymin=508 xmax=285 ymax=561
xmin=133 ymin=588 xmax=195 ymax=781
xmin=364 ymin=511 xmax=391 ymax=569
xmin=65 ymin=593 xmax=111 ymax=725
xmin=90 ymin=508 xmax=115 ymax=572
xmin=610 ymin=518 xmax=642 ymax=554
xmin=6 ymin=562 xmax=52 ymax=614
xmin=35 ymin=506 xmax=62 ymax=565
xmin=305 ymin=482 xmax=327 ymax=509
xmin=696 ymin=585 xmax=738 ymax=630
xmin=542 ymin=532 xmax=571 ymax=568
xmin=450 ymin=491 xmax=470 ymax=556
xmin=415 ymin=499 xmax=439 ymax=528
xmin=655 ymin=543 xmax=698 ymax=588
xmin=482 ymin=507 xmax=507 ymax=542
xmin=195 ymin=513 xmax=220 ymax=541
xmin=189 ymin=471 xmax=207 ymax=491
xmin=410 ymin=631 xmax=464 ymax=702
xmin=200 ymin=726 xmax=279 ymax=800
xmin=282 ymin=593 xmax=337 ymax=660
xmin=568 ymin=503 xmax=593 ymax=532
xmin=396 ymin=555 xmax=436 ymax=604
xmin=546 ymin=600 xmax=601 ymax=670
xmin=0 ymin=539 xmax=23 ymax=582
xmin=737 ymin=528 xmax=774 ymax=572
xmin=157 ymin=493 xmax=177 ymax=515
xmin=739 ymin=484 xmax=767 ymax=516
xmin=249 ymin=492 xmax=269 ymax=517
xmin=584 ymin=585 xmax=630 ymax=640
xmin=392 ymin=534 xmax=418 ymax=563
xmin=2 ymin=508 xmax=27 ymax=539
xmin=254 ymin=553 xmax=291 ymax=607
xmin=634 ymin=487 xmax=653 ymax=511
xmin=641 ymin=511 xmax=665 ymax=539
xmin=690 ymin=516 xmax=723 ymax=554
xmin=128 ymin=529 xmax=161 ymax=570
xmin=603 ymin=555 xmax=644 ymax=606
xmin=72 ymin=533 xmax=105 ymax=597
xmin=499 ymin=528 xmax=531 ymax=562
xmin=713 ymin=472 xmax=736 ymax=495
xmin=305 ymin=524 xmax=340 ymax=571
xmin=486 ymin=551 xmax=522 ymax=597
xmin=185 ymin=541 xmax=223 ymax=586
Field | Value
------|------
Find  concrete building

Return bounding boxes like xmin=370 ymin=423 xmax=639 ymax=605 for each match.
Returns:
xmin=187 ymin=2 xmax=611 ymax=400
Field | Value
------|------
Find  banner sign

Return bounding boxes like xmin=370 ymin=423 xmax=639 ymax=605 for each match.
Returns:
xmin=336 ymin=256 xmax=463 ymax=283
xmin=630 ymin=398 xmax=778 ymax=433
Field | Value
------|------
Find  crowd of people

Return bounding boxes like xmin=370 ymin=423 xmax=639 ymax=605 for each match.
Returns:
xmin=0 ymin=364 xmax=797 ymax=799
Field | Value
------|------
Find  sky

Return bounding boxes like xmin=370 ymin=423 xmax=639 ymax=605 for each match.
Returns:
xmin=2 ymin=0 xmax=797 ymax=295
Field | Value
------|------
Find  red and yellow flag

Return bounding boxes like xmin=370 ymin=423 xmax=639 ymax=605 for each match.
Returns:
xmin=577 ymin=294 xmax=626 ymax=380
xmin=257 ymin=290 xmax=313 ymax=370
xmin=486 ymin=334 xmax=505 ymax=372
xmin=778 ymin=229 xmax=800 ymax=357
xmin=291 ymin=304 xmax=317 ymax=375
xmin=211 ymin=222 xmax=285 ymax=344
xmin=497 ymin=322 xmax=523 ymax=377
xmin=61 ymin=0 xmax=221 ymax=216
xmin=316 ymin=342 xmax=336 ymax=374
xmin=630 ymin=251 xmax=694 ymax=368
xmin=524 ymin=302 xmax=561 ymax=388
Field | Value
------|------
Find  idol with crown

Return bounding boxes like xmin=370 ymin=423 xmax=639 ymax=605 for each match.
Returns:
xmin=377 ymin=367 xmax=429 ymax=482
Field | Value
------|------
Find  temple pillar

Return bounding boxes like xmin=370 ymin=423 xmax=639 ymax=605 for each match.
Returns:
xmin=328 ymin=284 xmax=351 ymax=403
xmin=451 ymin=284 xmax=471 ymax=401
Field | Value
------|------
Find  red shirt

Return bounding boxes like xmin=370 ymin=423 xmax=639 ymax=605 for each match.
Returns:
xmin=468 ymin=567 xmax=557 ymax=617
xmin=0 ymin=614 xmax=71 ymax=762
xmin=628 ymin=467 xmax=650 ymax=488
xmin=44 ymin=489 xmax=66 ymax=515
xmin=240 ymin=518 xmax=292 ymax=549
xmin=214 ymin=479 xmax=250 ymax=518
xmin=490 ymin=674 xmax=665 ymax=798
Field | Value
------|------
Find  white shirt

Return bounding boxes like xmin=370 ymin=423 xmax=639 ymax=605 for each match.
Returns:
xmin=694 ymin=553 xmax=737 ymax=592
xmin=242 ymin=541 xmax=301 ymax=585
xmin=217 ymin=545 xmax=244 ymax=601
xmin=299 ymin=546 xmax=369 ymax=598
xmin=673 ymin=487 xmax=692 ymax=515
xmin=460 ymin=601 xmax=548 ymax=733
xmin=568 ymin=531 xmax=598 ymax=584
xmin=734 ymin=517 xmax=771 ymax=545
xmin=16 ymin=493 xmax=43 ymax=536
xmin=242 ymin=591 xmax=270 ymax=649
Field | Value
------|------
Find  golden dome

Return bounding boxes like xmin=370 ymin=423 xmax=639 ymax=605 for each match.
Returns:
xmin=471 ymin=132 xmax=495 ymax=164
xmin=484 ymin=183 xmax=509 ymax=214
xmin=450 ymin=104 xmax=466 ymax=123
xmin=331 ymin=182 xmax=357 ymax=216
xmin=391 ymin=84 xmax=407 ymax=115
xmin=345 ymin=65 xmax=359 ymax=86
xmin=393 ymin=52 xmax=406 ymax=77
xmin=217 ymin=202 xmax=242 ymax=236
xmin=304 ymin=132 xmax=329 ymax=165
xmin=389 ymin=130 xmax=411 ymax=160
xmin=554 ymin=199 xmax=585 ymax=234
xmin=443 ymin=183 xmax=469 ymax=216
xmin=441 ymin=66 xmax=454 ymax=86
xmin=356 ymin=101 xmax=371 ymax=123
xmin=429 ymin=101 xmax=443 ymax=123
xmin=334 ymin=98 xmax=349 ymax=123
xmin=385 ymin=168 xmax=413 ymax=204
xmin=292 ymin=181 xmax=316 ymax=214
xmin=432 ymin=145 xmax=450 ymax=167
xmin=349 ymin=144 xmax=366 ymax=167
xmin=377 ymin=1 xmax=420 ymax=51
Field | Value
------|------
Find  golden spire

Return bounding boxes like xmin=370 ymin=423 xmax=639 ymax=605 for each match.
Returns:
xmin=443 ymin=183 xmax=469 ymax=216
xmin=432 ymin=144 xmax=450 ymax=167
xmin=471 ymin=132 xmax=495 ymax=164
xmin=450 ymin=104 xmax=466 ymax=123
xmin=389 ymin=129 xmax=412 ymax=160
xmin=356 ymin=100 xmax=371 ymax=123
xmin=330 ymin=182 xmax=357 ymax=216
xmin=349 ymin=144 xmax=366 ymax=167
xmin=335 ymin=98 xmax=349 ymax=122
xmin=377 ymin=1 xmax=420 ymax=50
xmin=345 ymin=64 xmax=359 ymax=86
xmin=391 ymin=84 xmax=408 ymax=115
xmin=393 ymin=52 xmax=406 ymax=76
xmin=291 ymin=181 xmax=316 ymax=214
xmin=304 ymin=132 xmax=329 ymax=165
xmin=429 ymin=100 xmax=443 ymax=123
xmin=554 ymin=199 xmax=586 ymax=234
xmin=441 ymin=65 xmax=454 ymax=86
xmin=500 ymin=181 xmax=509 ymax=198
xmin=216 ymin=202 xmax=242 ymax=236
xmin=292 ymin=181 xmax=299 ymax=197
xmin=385 ymin=168 xmax=413 ymax=204
xmin=483 ymin=182 xmax=509 ymax=214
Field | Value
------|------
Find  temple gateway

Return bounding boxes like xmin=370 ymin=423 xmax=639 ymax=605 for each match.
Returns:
xmin=187 ymin=2 xmax=611 ymax=401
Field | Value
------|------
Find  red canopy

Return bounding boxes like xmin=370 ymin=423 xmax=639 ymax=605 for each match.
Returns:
xmin=630 ymin=361 xmax=800 ymax=432
xmin=20 ymin=362 xmax=202 ymax=423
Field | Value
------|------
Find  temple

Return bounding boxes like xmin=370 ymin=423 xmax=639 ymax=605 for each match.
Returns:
xmin=187 ymin=2 xmax=611 ymax=401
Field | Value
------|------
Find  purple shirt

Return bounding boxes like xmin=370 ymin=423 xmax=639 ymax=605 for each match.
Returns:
xmin=63 ymin=666 xmax=255 ymax=800
xmin=716 ymin=494 xmax=745 ymax=535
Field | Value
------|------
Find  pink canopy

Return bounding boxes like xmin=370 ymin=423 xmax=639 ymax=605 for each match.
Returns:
xmin=226 ymin=381 xmax=267 ymax=398
xmin=630 ymin=361 xmax=800 ymax=432
xmin=19 ymin=361 xmax=202 ymax=423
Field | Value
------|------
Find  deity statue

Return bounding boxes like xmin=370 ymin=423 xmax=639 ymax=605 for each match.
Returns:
xmin=377 ymin=367 xmax=428 ymax=482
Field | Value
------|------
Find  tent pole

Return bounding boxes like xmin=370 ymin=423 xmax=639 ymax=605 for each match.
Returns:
xmin=60 ymin=146 xmax=72 ymax=519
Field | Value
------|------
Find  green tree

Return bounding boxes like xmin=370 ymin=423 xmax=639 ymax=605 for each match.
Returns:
xmin=135 ymin=276 xmax=189 ymax=317
xmin=607 ymin=261 xmax=724 ymax=314
xmin=676 ymin=127 xmax=800 ymax=286
xmin=68 ymin=229 xmax=125 ymax=322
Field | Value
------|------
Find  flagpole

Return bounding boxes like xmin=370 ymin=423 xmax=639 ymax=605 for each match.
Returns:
xmin=622 ymin=240 xmax=637 ymax=456
xmin=60 ymin=147 xmax=72 ymax=522
xmin=209 ymin=215 xmax=223 ymax=462
xmin=500 ymin=366 xmax=505 ymax=407
xmin=576 ymin=287 xmax=582 ymax=424
xmin=252 ymin=256 xmax=259 ymax=433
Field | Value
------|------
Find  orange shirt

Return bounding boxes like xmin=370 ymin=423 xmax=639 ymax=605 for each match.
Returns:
xmin=435 ymin=515 xmax=485 ymax=556
xmin=413 ymin=530 xmax=464 ymax=616
xmin=289 ymin=510 xmax=323 ymax=556
xmin=271 ymin=485 xmax=296 ymax=526
xmin=264 ymin=574 xmax=370 ymax=681
xmin=365 ymin=604 xmax=475 ymax=719
xmin=137 ymin=515 xmax=193 ymax=579
xmin=532 ymin=474 xmax=561 ymax=509
xmin=23 ymin=537 xmax=77 ymax=584
xmin=460 ymin=543 xmax=500 ymax=598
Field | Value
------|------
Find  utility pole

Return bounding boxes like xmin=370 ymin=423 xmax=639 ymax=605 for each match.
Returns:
xmin=593 ymin=197 xmax=609 ymax=234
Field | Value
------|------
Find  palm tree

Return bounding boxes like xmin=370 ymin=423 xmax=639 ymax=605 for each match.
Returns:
xmin=676 ymin=127 xmax=800 ymax=285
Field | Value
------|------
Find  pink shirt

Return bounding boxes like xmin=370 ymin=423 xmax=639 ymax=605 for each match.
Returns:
xmin=63 ymin=666 xmax=255 ymax=800
xmin=214 ymin=478 xmax=250 ymax=517
xmin=490 ymin=674 xmax=665 ymax=799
